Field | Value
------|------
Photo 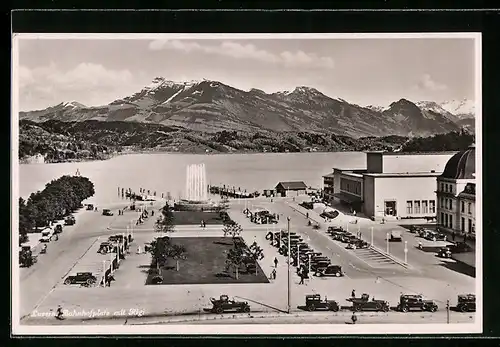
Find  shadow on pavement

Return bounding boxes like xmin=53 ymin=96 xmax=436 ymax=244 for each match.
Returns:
xmin=235 ymin=296 xmax=287 ymax=314
xmin=439 ymin=261 xmax=475 ymax=278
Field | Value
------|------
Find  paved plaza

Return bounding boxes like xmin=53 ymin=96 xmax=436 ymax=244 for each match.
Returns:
xmin=18 ymin=196 xmax=475 ymax=325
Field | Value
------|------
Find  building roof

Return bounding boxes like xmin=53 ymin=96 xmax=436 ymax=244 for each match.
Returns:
xmin=440 ymin=144 xmax=475 ymax=179
xmin=363 ymin=172 xmax=442 ymax=178
xmin=275 ymin=181 xmax=308 ymax=190
xmin=366 ymin=151 xmax=459 ymax=156
xmin=458 ymin=182 xmax=476 ymax=199
xmin=322 ymin=173 xmax=335 ymax=178
xmin=341 ymin=172 xmax=364 ymax=178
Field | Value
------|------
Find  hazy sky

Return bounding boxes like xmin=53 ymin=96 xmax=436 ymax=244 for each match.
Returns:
xmin=16 ymin=37 xmax=477 ymax=111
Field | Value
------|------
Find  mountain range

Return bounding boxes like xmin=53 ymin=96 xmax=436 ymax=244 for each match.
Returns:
xmin=19 ymin=77 xmax=475 ymax=137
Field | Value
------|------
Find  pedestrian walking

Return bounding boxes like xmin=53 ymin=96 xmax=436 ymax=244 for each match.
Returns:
xmin=463 ymin=233 xmax=467 ymax=243
xmin=452 ymin=231 xmax=456 ymax=241
xmin=274 ymin=257 xmax=278 ymax=268
xmin=299 ymin=273 xmax=305 ymax=285
xmin=55 ymin=305 xmax=64 ymax=320
xmin=351 ymin=289 xmax=356 ymax=298
xmin=351 ymin=312 xmax=357 ymax=324
xmin=272 ymin=268 xmax=277 ymax=280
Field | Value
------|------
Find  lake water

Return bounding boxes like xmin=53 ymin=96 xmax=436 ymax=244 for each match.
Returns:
xmin=18 ymin=152 xmax=366 ymax=205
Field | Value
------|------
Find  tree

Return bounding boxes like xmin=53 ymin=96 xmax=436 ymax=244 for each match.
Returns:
xmin=222 ymin=222 xmax=242 ymax=240
xmin=155 ymin=203 xmax=175 ymax=233
xmin=147 ymin=236 xmax=187 ymax=271
xmin=225 ymin=245 xmax=245 ymax=280
xmin=18 ymin=198 xmax=32 ymax=245
xmin=170 ymin=244 xmax=187 ymax=272
xmin=247 ymin=241 xmax=265 ymax=276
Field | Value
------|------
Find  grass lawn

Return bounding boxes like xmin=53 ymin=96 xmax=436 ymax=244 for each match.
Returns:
xmin=172 ymin=211 xmax=227 ymax=225
xmin=145 ymin=237 xmax=270 ymax=285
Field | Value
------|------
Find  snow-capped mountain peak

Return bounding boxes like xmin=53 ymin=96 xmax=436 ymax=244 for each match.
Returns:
xmin=416 ymin=101 xmax=451 ymax=115
xmin=365 ymin=104 xmax=386 ymax=112
xmin=61 ymin=101 xmax=86 ymax=109
xmin=439 ymin=98 xmax=475 ymax=117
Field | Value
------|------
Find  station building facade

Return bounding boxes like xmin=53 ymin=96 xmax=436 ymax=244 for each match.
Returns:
xmin=324 ymin=151 xmax=455 ymax=221
xmin=436 ymin=144 xmax=476 ymax=237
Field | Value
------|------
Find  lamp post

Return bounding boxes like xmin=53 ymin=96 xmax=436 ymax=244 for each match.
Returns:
xmin=404 ymin=241 xmax=408 ymax=264
xmin=287 ymin=216 xmax=291 ymax=314
xmin=386 ymin=233 xmax=389 ymax=254
xmin=102 ymin=260 xmax=107 ymax=287
xmin=297 ymin=244 xmax=301 ymax=269
xmin=346 ymin=222 xmax=349 ymax=233
xmin=308 ymin=253 xmax=311 ymax=275
xmin=371 ymin=227 xmax=374 ymax=246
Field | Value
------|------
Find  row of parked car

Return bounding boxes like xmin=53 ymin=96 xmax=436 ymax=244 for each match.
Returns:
xmin=243 ymin=208 xmax=278 ymax=225
xmin=304 ymin=293 xmax=476 ymax=313
xmin=409 ymin=226 xmax=447 ymax=241
xmin=265 ymin=230 xmax=344 ymax=277
xmin=326 ymin=226 xmax=370 ymax=250
xmin=199 ymin=292 xmax=476 ymax=315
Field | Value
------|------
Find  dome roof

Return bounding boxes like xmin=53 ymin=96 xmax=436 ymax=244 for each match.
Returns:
xmin=440 ymin=144 xmax=475 ymax=179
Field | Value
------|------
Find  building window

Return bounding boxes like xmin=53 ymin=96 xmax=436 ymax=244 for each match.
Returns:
xmin=406 ymin=200 xmax=413 ymax=214
xmin=422 ymin=200 xmax=428 ymax=214
xmin=449 ymin=215 xmax=453 ymax=229
xmin=429 ymin=200 xmax=435 ymax=213
xmin=440 ymin=212 xmax=444 ymax=226
xmin=461 ymin=217 xmax=465 ymax=231
xmin=444 ymin=214 xmax=448 ymax=227
xmin=468 ymin=202 xmax=472 ymax=214
xmin=468 ymin=219 xmax=473 ymax=233
xmin=445 ymin=198 xmax=448 ymax=210
xmin=450 ymin=199 xmax=453 ymax=210
xmin=445 ymin=184 xmax=449 ymax=193
xmin=461 ymin=201 xmax=465 ymax=213
xmin=414 ymin=200 xmax=421 ymax=214
xmin=440 ymin=183 xmax=444 ymax=192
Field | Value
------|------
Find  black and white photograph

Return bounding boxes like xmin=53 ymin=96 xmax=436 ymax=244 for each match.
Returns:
xmin=11 ymin=33 xmax=481 ymax=335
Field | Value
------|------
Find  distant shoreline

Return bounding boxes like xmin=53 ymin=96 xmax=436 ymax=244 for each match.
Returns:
xmin=20 ymin=148 xmax=366 ymax=165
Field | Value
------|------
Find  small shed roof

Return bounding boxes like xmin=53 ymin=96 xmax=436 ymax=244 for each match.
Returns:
xmin=275 ymin=181 xmax=308 ymax=190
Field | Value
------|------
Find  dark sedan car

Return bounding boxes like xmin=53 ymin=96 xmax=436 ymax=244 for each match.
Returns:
xmin=424 ymin=231 xmax=447 ymax=242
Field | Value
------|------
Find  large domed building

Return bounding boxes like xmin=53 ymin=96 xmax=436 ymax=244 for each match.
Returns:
xmin=436 ymin=144 xmax=476 ymax=237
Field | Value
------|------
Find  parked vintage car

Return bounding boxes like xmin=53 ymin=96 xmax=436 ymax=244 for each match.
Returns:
xmin=456 ymin=294 xmax=476 ymax=312
xmin=327 ymin=226 xmax=345 ymax=233
xmin=205 ymin=295 xmax=251 ymax=314
xmin=310 ymin=260 xmax=332 ymax=272
xmin=347 ymin=293 xmax=390 ymax=312
xmin=102 ymin=209 xmax=114 ymax=216
xmin=86 ymin=204 xmax=94 ymax=211
xmin=437 ymin=247 xmax=452 ymax=258
xmin=396 ymin=294 xmax=438 ymax=313
xmin=417 ymin=228 xmax=434 ymax=238
xmin=340 ymin=234 xmax=357 ymax=243
xmin=408 ymin=225 xmax=424 ymax=234
xmin=304 ymin=294 xmax=340 ymax=312
xmin=64 ymin=215 xmax=76 ymax=225
xmin=424 ymin=230 xmax=447 ymax=242
xmin=387 ymin=230 xmax=403 ymax=242
xmin=64 ymin=272 xmax=97 ymax=287
xmin=98 ymin=241 xmax=115 ymax=254
xmin=346 ymin=239 xmax=369 ymax=250
xmin=314 ymin=264 xmax=344 ymax=277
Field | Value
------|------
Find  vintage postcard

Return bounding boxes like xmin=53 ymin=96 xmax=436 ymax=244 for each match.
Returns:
xmin=11 ymin=33 xmax=482 ymax=335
